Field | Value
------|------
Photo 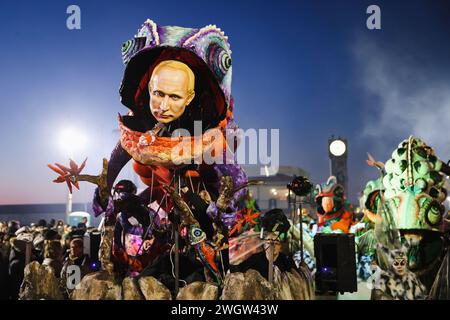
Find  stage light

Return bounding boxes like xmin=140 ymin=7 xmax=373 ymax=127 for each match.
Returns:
xmin=287 ymin=176 xmax=312 ymax=197
xmin=90 ymin=261 xmax=100 ymax=271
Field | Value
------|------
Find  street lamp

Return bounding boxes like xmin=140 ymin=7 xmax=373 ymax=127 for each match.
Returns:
xmin=329 ymin=139 xmax=346 ymax=157
xmin=328 ymin=136 xmax=348 ymax=194
xmin=59 ymin=128 xmax=87 ymax=159
xmin=58 ymin=127 xmax=87 ymax=223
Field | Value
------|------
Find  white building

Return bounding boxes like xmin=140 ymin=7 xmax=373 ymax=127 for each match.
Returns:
xmin=243 ymin=165 xmax=315 ymax=218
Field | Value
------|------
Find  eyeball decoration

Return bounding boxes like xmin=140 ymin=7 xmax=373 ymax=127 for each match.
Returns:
xmin=121 ymin=37 xmax=147 ymax=66
xmin=206 ymin=43 xmax=231 ymax=82
xmin=189 ymin=225 xmax=206 ymax=245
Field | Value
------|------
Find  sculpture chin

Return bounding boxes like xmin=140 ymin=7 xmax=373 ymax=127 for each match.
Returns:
xmin=153 ymin=114 xmax=174 ymax=123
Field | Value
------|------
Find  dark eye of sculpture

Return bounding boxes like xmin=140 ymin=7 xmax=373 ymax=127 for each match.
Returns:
xmin=428 ymin=155 xmax=437 ymax=163
xmin=399 ymin=160 xmax=408 ymax=172
xmin=413 ymin=161 xmax=422 ymax=173
xmin=429 ymin=187 xmax=439 ymax=198
xmin=430 ymin=171 xmax=442 ymax=184
xmin=415 ymin=147 xmax=427 ymax=158
xmin=397 ymin=148 xmax=406 ymax=156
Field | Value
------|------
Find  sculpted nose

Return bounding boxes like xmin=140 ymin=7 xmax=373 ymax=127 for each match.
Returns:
xmin=160 ymin=96 xmax=170 ymax=111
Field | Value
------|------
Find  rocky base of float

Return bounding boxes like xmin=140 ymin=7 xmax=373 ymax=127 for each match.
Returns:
xmin=18 ymin=261 xmax=314 ymax=300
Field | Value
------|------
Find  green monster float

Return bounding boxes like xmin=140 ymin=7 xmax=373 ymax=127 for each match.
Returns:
xmin=361 ymin=136 xmax=450 ymax=294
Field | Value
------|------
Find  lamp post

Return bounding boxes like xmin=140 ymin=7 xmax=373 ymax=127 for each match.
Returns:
xmin=65 ymin=193 xmax=73 ymax=224
xmin=328 ymin=136 xmax=348 ymax=193
xmin=59 ymin=128 xmax=87 ymax=223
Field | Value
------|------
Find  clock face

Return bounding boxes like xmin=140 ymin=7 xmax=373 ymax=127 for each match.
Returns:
xmin=329 ymin=140 xmax=346 ymax=156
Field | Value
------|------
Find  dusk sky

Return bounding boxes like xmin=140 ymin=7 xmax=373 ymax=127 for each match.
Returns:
xmin=1 ymin=0 xmax=450 ymax=205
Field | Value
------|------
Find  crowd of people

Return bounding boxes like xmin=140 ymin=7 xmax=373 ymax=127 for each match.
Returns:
xmin=0 ymin=218 xmax=95 ymax=300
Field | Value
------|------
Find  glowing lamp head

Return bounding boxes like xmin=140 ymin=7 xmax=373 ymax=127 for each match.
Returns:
xmin=329 ymin=139 xmax=346 ymax=157
xmin=59 ymin=128 xmax=87 ymax=157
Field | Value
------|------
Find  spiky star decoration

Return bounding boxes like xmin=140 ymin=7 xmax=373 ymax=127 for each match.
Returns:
xmin=47 ymin=158 xmax=87 ymax=193
xmin=48 ymin=158 xmax=109 ymax=200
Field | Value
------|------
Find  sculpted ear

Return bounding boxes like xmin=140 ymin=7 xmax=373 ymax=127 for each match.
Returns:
xmin=186 ymin=90 xmax=195 ymax=106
